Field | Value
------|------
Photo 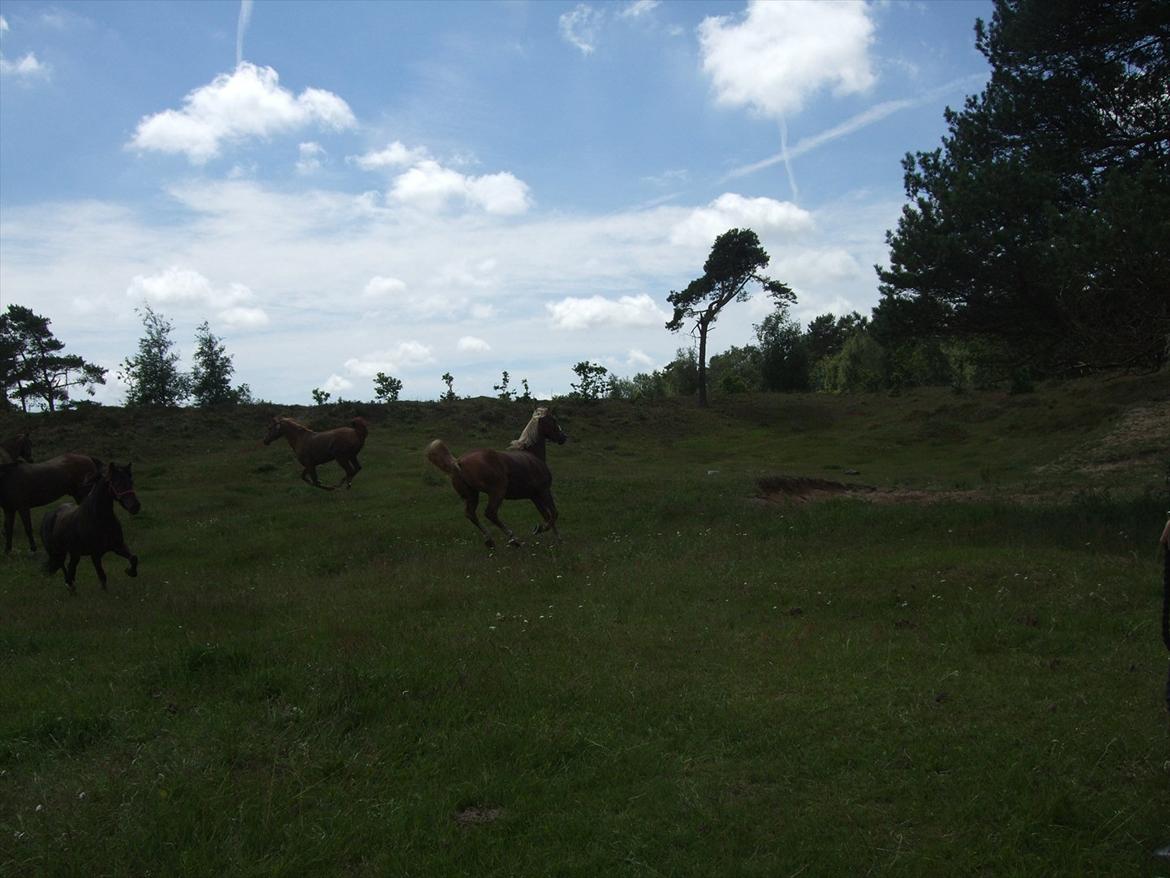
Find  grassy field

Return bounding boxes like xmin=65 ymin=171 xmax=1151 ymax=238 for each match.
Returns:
xmin=2 ymin=373 xmax=1168 ymax=876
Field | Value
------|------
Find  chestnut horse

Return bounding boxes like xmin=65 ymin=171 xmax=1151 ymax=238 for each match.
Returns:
xmin=42 ymin=462 xmax=140 ymax=593
xmin=1 ymin=453 xmax=101 ymax=552
xmin=263 ymin=416 xmax=368 ymax=489
xmin=1 ymin=433 xmax=33 ymax=464
xmin=427 ymin=407 xmax=568 ymax=549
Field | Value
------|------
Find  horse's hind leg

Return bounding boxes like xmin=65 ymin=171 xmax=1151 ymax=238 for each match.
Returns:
xmin=484 ymin=494 xmax=521 ymax=548
xmin=461 ymin=492 xmax=495 ymax=549
xmin=539 ymin=489 xmax=561 ymax=541
xmin=19 ymin=508 xmax=36 ymax=552
xmin=3 ymin=507 xmax=13 ymax=553
xmin=64 ymin=553 xmax=81 ymax=594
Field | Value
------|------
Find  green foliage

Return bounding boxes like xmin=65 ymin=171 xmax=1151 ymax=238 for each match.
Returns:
xmin=756 ymin=310 xmax=810 ymax=391
xmin=876 ymin=0 xmax=1170 ymax=373
xmin=190 ymin=322 xmax=249 ymax=406
xmin=492 ymin=370 xmax=514 ymax=401
xmin=440 ymin=372 xmax=457 ymax=402
xmin=119 ymin=304 xmax=190 ymax=407
xmin=708 ymin=344 xmax=762 ymax=395
xmin=815 ymin=331 xmax=887 ymax=393
xmin=518 ymin=377 xmax=533 ymax=402
xmin=311 ymin=388 xmax=331 ymax=405
xmin=0 ymin=304 xmax=107 ymax=413
xmin=373 ymin=372 xmax=403 ymax=403
xmin=569 ymin=361 xmax=609 ymax=400
xmin=666 ymin=228 xmax=794 ymax=406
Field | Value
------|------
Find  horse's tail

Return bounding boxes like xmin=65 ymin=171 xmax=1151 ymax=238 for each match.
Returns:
xmin=351 ymin=417 xmax=369 ymax=442
xmin=426 ymin=439 xmax=461 ymax=476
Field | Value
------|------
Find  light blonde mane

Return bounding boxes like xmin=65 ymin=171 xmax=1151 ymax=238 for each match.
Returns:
xmin=509 ymin=407 xmax=549 ymax=449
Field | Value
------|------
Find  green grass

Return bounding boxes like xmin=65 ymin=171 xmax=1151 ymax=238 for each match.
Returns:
xmin=2 ymin=373 xmax=1169 ymax=876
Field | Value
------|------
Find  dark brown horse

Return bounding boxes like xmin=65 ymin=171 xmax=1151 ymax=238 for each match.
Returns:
xmin=1 ymin=453 xmax=101 ymax=552
xmin=42 ymin=462 xmax=140 ymax=593
xmin=1 ymin=433 xmax=33 ymax=464
xmin=427 ymin=406 xmax=568 ymax=549
xmin=263 ymin=416 xmax=368 ymax=489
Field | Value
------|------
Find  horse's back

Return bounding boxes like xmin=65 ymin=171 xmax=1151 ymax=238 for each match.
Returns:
xmin=2 ymin=454 xmax=96 ymax=508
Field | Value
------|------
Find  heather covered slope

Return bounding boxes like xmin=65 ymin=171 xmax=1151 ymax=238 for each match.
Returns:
xmin=1 ymin=372 xmax=1167 ymax=876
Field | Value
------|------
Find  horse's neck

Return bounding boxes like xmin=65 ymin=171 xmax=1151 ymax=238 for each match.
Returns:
xmin=82 ymin=479 xmax=114 ymax=518
xmin=283 ymin=422 xmax=312 ymax=450
xmin=523 ymin=437 xmax=547 ymax=462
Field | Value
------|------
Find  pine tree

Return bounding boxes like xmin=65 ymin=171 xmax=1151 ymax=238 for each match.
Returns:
xmin=119 ymin=304 xmax=191 ymax=407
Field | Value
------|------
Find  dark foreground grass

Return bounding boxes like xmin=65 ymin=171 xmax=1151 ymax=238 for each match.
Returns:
xmin=2 ymin=377 xmax=1168 ymax=876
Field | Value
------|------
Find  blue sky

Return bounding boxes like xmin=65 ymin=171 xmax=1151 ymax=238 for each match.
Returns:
xmin=0 ymin=0 xmax=991 ymax=404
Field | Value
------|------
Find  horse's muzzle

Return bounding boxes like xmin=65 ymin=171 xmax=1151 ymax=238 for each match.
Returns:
xmin=121 ymin=495 xmax=142 ymax=515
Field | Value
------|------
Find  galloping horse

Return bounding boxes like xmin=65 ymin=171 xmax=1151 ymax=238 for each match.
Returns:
xmin=427 ymin=406 xmax=568 ymax=549
xmin=263 ymin=416 xmax=368 ymax=489
xmin=1 ymin=433 xmax=33 ymax=464
xmin=42 ymin=462 xmax=140 ymax=593
xmin=1 ymin=453 xmax=101 ymax=552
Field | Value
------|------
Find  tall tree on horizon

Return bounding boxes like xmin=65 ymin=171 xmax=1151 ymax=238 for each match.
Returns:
xmin=666 ymin=228 xmax=794 ymax=407
xmin=119 ymin=304 xmax=191 ymax=407
xmin=0 ymin=304 xmax=106 ymax=412
xmin=876 ymin=0 xmax=1170 ymax=373
xmin=190 ymin=321 xmax=251 ymax=406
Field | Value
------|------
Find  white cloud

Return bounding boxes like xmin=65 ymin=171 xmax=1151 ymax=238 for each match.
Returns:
xmin=343 ymin=342 xmax=435 ymax=377
xmin=670 ymin=193 xmax=814 ymax=247
xmin=0 ymin=16 xmax=8 ymax=33
xmin=699 ymin=0 xmax=875 ymax=118
xmin=128 ymin=62 xmax=356 ymax=164
xmin=350 ymin=141 xmax=431 ymax=170
xmin=457 ymin=336 xmax=491 ymax=353
xmin=295 ymin=141 xmax=325 ymax=175
xmin=627 ymin=348 xmax=654 ymax=368
xmin=620 ymin=1 xmax=660 ymax=20
xmin=362 ymin=275 xmax=407 ymax=298
xmin=547 ymin=293 xmax=668 ymax=331
xmin=321 ymin=373 xmax=353 ymax=394
xmin=0 ymin=52 xmax=48 ymax=78
xmin=390 ymin=160 xmax=531 ymax=215
xmin=126 ymin=266 xmax=269 ymax=328
xmin=560 ymin=4 xmax=604 ymax=55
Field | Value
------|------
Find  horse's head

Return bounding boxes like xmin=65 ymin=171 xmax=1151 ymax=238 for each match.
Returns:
xmin=106 ymin=462 xmax=141 ymax=515
xmin=536 ymin=408 xmax=568 ymax=445
xmin=262 ymin=417 xmax=286 ymax=445
xmin=14 ymin=434 xmax=32 ymax=462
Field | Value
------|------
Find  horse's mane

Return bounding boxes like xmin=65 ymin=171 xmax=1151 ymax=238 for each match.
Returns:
xmin=509 ymin=407 xmax=549 ymax=450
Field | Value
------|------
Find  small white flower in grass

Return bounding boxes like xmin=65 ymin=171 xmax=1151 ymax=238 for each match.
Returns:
xmin=35 ymin=804 xmax=43 ymax=812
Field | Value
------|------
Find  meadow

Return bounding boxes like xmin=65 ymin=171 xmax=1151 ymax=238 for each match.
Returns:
xmin=1 ymin=372 xmax=1168 ymax=877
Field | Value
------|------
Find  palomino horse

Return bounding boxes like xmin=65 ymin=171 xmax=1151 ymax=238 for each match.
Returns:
xmin=263 ymin=416 xmax=368 ymax=489
xmin=42 ymin=462 xmax=140 ymax=593
xmin=0 ymin=453 xmax=100 ymax=552
xmin=427 ymin=407 xmax=568 ymax=549
xmin=1 ymin=433 xmax=33 ymax=464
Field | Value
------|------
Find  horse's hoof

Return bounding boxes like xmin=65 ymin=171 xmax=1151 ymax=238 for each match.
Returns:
xmin=508 ymin=539 xmax=523 ymax=548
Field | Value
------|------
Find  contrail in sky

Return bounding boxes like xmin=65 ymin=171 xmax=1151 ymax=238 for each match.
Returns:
xmin=778 ymin=115 xmax=799 ymax=203
xmin=724 ymin=73 xmax=988 ymax=183
xmin=236 ymin=0 xmax=253 ymax=66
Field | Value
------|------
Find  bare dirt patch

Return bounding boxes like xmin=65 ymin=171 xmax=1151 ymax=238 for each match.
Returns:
xmin=754 ymin=475 xmax=996 ymax=506
xmin=454 ymin=806 xmax=505 ymax=827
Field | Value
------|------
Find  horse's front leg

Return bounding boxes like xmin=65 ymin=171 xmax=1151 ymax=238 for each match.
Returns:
xmin=90 ymin=553 xmax=109 ymax=591
xmin=302 ymin=466 xmax=332 ymax=490
xmin=484 ymin=495 xmax=521 ymax=548
xmin=2 ymin=507 xmax=13 ymax=553
xmin=112 ymin=541 xmax=138 ymax=577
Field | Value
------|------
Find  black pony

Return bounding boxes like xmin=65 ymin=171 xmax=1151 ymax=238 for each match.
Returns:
xmin=42 ymin=462 xmax=140 ymax=593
